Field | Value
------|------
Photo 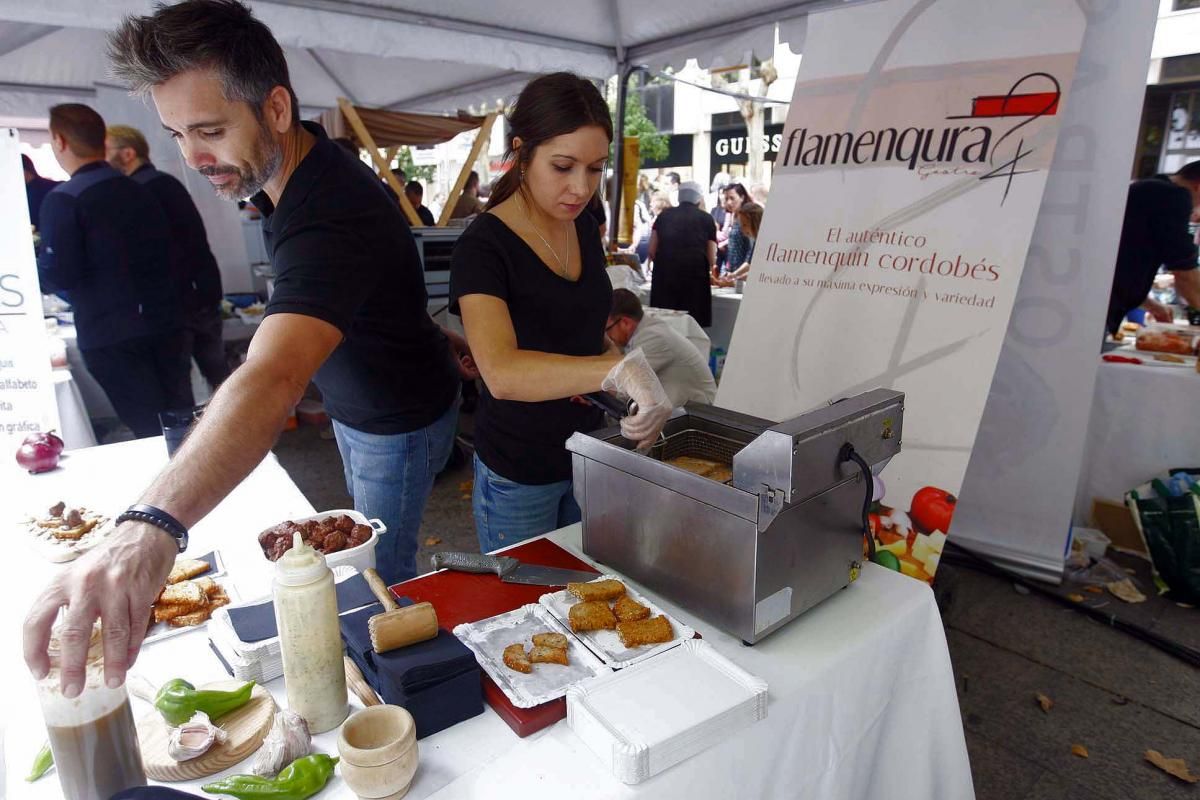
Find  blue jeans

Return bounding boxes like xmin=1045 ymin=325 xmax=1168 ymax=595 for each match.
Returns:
xmin=472 ymin=454 xmax=581 ymax=553
xmin=333 ymin=397 xmax=458 ymax=583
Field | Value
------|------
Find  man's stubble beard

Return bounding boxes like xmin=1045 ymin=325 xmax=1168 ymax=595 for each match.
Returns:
xmin=207 ymin=122 xmax=282 ymax=201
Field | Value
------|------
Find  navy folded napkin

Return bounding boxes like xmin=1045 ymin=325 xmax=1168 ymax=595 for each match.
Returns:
xmin=227 ymin=572 xmax=378 ymax=643
xmin=340 ymin=599 xmax=482 ymax=738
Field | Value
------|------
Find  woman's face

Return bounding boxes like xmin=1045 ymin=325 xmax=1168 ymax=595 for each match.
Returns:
xmin=723 ymin=189 xmax=743 ymax=213
xmin=517 ymin=125 xmax=609 ymax=222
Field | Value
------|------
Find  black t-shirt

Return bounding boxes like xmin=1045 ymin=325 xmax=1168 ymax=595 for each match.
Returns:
xmin=449 ymin=213 xmax=608 ymax=484
xmin=256 ymin=122 xmax=459 ymax=434
xmin=1107 ymin=175 xmax=1198 ymax=334
xmin=416 ymin=205 xmax=436 ymax=226
xmin=651 ymin=204 xmax=717 ymax=327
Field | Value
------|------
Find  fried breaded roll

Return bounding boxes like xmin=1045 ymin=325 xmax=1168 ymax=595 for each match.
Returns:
xmin=532 ymin=632 xmax=570 ymax=650
xmin=616 ymin=615 xmax=674 ymax=647
xmin=503 ymin=643 xmax=532 ymax=674
xmin=529 ymin=645 xmax=570 ymax=666
xmin=568 ymin=600 xmax=618 ymax=632
xmin=567 ymin=579 xmax=626 ymax=602
xmin=613 ymin=594 xmax=651 ymax=623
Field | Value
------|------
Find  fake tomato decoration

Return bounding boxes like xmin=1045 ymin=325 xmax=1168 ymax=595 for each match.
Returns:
xmin=911 ymin=486 xmax=956 ymax=533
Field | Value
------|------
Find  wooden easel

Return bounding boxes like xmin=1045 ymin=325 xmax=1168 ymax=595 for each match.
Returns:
xmin=338 ymin=98 xmax=423 ymax=227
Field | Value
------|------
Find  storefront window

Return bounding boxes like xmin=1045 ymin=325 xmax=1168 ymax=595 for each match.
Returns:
xmin=1162 ymin=89 xmax=1200 ymax=173
xmin=1173 ymin=0 xmax=1200 ymax=11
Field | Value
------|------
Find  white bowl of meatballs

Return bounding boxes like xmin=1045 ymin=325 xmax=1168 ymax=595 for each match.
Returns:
xmin=257 ymin=509 xmax=387 ymax=575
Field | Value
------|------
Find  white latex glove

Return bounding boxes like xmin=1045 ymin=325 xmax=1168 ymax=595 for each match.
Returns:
xmin=602 ymin=348 xmax=672 ymax=449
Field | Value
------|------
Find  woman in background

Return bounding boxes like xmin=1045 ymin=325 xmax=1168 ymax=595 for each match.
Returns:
xmin=647 ymin=181 xmax=717 ymax=326
xmin=725 ymin=201 xmax=763 ymax=282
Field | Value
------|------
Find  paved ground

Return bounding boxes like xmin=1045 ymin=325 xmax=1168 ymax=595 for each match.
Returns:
xmin=270 ymin=413 xmax=1200 ymax=800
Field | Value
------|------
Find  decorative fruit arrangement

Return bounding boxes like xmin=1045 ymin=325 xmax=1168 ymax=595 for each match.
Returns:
xmin=15 ymin=430 xmax=64 ymax=474
xmin=869 ymin=483 xmax=956 ymax=582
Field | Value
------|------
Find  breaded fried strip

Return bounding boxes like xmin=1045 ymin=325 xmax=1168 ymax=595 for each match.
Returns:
xmin=168 ymin=558 xmax=211 ymax=584
xmin=616 ymin=615 xmax=674 ymax=647
xmin=568 ymin=600 xmax=617 ymax=632
xmin=153 ymin=603 xmax=194 ymax=624
xmin=194 ymin=576 xmax=220 ymax=597
xmin=529 ymin=645 xmax=569 ymax=666
xmin=502 ymin=643 xmax=532 ymax=674
xmin=168 ymin=606 xmax=216 ymax=627
xmin=567 ymin=579 xmax=626 ymax=602
xmin=613 ymin=594 xmax=650 ymax=623
xmin=531 ymin=632 xmax=569 ymax=650
xmin=158 ymin=580 xmax=205 ymax=607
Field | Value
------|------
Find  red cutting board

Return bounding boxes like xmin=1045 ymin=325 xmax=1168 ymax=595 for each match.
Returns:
xmin=389 ymin=538 xmax=599 ymax=738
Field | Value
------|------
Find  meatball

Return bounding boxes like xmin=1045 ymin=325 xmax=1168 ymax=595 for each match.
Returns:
xmin=348 ymin=524 xmax=372 ymax=547
xmin=321 ymin=531 xmax=348 ymax=553
xmin=333 ymin=515 xmax=355 ymax=533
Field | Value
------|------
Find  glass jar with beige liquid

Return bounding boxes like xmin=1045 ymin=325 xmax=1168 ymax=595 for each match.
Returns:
xmin=36 ymin=624 xmax=146 ymax=800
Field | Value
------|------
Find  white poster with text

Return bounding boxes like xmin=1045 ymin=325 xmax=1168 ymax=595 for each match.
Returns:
xmin=718 ymin=0 xmax=1086 ymax=581
xmin=0 ymin=129 xmax=59 ymax=449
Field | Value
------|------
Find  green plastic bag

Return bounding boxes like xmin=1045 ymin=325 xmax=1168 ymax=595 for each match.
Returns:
xmin=1127 ymin=471 xmax=1200 ymax=605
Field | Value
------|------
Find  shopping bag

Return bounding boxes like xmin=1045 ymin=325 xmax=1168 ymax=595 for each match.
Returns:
xmin=1126 ymin=469 xmax=1200 ymax=605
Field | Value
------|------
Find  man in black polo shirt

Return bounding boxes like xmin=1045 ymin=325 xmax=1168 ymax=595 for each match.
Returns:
xmin=106 ymin=124 xmax=230 ymax=390
xmin=1106 ymin=161 xmax=1200 ymax=335
xmin=23 ymin=0 xmax=467 ymax=695
xmin=37 ymin=103 xmax=192 ymax=439
xmin=22 ymin=154 xmax=59 ymax=230
xmin=404 ymin=180 xmax=436 ymax=226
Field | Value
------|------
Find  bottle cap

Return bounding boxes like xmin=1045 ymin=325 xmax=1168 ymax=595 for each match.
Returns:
xmin=274 ymin=532 xmax=329 ymax=587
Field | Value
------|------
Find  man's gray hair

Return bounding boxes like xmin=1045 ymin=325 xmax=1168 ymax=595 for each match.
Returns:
xmin=107 ymin=0 xmax=299 ymax=124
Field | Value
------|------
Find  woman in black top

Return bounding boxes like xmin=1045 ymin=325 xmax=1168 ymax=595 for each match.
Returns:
xmin=450 ymin=73 xmax=671 ymax=552
xmin=648 ymin=182 xmax=718 ymax=327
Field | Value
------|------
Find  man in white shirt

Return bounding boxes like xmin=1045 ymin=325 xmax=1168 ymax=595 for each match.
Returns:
xmin=607 ymin=289 xmax=717 ymax=407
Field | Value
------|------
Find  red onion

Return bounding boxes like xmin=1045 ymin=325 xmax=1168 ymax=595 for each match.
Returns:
xmin=25 ymin=430 xmax=65 ymax=456
xmin=16 ymin=440 xmax=59 ymax=473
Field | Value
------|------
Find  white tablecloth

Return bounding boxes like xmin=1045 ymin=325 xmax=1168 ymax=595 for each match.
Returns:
xmin=709 ymin=288 xmax=742 ymax=357
xmin=51 ymin=369 xmax=96 ymax=450
xmin=4 ymin=439 xmax=973 ymax=800
xmin=1073 ymin=355 xmax=1200 ymax=524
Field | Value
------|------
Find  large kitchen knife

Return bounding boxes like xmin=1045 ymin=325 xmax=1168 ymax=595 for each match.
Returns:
xmin=430 ymin=551 xmax=598 ymax=587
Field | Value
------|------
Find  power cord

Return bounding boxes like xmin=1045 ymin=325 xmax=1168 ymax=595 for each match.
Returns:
xmin=839 ymin=443 xmax=876 ymax=562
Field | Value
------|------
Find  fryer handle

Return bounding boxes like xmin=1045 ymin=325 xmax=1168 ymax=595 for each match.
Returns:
xmin=585 ymin=392 xmax=637 ymax=419
xmin=431 ymin=551 xmax=519 ymax=578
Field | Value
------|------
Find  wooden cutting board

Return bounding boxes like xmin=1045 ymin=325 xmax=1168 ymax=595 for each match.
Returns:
xmin=391 ymin=538 xmax=599 ymax=738
xmin=137 ymin=681 xmax=276 ymax=782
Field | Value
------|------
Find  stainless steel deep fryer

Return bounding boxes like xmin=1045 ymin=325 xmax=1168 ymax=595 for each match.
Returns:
xmin=566 ymin=388 xmax=904 ymax=644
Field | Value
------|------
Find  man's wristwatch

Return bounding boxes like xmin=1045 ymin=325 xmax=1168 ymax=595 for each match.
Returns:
xmin=116 ymin=504 xmax=189 ymax=552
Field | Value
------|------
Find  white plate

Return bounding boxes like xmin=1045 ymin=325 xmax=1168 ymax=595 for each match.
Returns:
xmin=453 ymin=604 xmax=611 ymax=709
xmin=567 ymin=639 xmax=768 ymax=784
xmin=144 ymin=576 xmax=239 ymax=646
xmin=539 ymin=575 xmax=694 ymax=669
xmin=20 ymin=510 xmax=114 ymax=563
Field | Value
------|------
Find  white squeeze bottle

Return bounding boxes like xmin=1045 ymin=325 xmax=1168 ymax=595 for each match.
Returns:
xmin=273 ymin=532 xmax=348 ymax=733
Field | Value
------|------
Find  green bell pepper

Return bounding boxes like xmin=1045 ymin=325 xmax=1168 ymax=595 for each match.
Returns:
xmin=201 ymin=754 xmax=338 ymax=800
xmin=26 ymin=742 xmax=53 ymax=782
xmin=155 ymin=678 xmax=255 ymax=726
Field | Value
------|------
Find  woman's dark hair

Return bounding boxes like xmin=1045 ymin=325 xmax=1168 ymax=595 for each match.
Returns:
xmin=725 ymin=182 xmax=750 ymax=203
xmin=108 ymin=0 xmax=300 ymax=125
xmin=737 ymin=202 xmax=764 ymax=239
xmin=486 ymin=72 xmax=613 ymax=210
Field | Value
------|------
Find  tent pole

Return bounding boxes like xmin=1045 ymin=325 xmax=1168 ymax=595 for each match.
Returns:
xmin=338 ymin=97 xmax=424 ymax=226
xmin=609 ymin=63 xmax=646 ymax=255
xmin=437 ymin=111 xmax=499 ymax=227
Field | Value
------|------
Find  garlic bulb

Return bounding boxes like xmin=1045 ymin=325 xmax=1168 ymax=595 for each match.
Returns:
xmin=167 ymin=712 xmax=227 ymax=761
xmin=251 ymin=710 xmax=311 ymax=777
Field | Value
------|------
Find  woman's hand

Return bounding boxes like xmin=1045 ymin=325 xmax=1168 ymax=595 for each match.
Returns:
xmin=602 ymin=349 xmax=672 ymax=448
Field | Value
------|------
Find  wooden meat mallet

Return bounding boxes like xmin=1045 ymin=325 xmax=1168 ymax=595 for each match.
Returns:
xmin=363 ymin=568 xmax=438 ymax=653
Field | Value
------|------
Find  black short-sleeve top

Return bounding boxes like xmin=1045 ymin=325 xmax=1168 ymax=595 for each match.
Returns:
xmin=450 ymin=212 xmax=609 ymax=484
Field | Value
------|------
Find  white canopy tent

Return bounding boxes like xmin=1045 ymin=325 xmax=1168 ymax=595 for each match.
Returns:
xmin=0 ymin=0 xmax=825 ymax=119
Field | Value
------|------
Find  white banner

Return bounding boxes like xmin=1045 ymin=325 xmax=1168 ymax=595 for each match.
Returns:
xmin=0 ymin=129 xmax=59 ymax=448
xmin=718 ymin=0 xmax=1086 ymax=582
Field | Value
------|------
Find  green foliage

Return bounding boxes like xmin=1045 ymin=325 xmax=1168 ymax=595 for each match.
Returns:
xmin=610 ymin=88 xmax=668 ymax=167
xmin=391 ymin=146 xmax=436 ymax=184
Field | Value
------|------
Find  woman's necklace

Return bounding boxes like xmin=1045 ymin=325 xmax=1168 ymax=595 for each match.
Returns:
xmin=519 ymin=195 xmax=570 ymax=277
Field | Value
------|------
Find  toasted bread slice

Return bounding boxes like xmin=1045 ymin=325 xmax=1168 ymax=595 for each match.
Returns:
xmin=613 ymin=594 xmax=651 ymax=623
xmin=529 ymin=645 xmax=569 ymax=666
xmin=569 ymin=600 xmax=618 ymax=632
xmin=567 ymin=579 xmax=626 ymax=603
xmin=168 ymin=558 xmax=211 ymax=584
xmin=616 ymin=615 xmax=674 ymax=647
xmin=502 ymin=643 xmax=532 ymax=674
xmin=531 ymin=632 xmax=570 ymax=650
xmin=158 ymin=580 xmax=206 ymax=607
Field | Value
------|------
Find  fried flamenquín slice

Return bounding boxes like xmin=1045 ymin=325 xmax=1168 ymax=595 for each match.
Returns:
xmin=193 ymin=576 xmax=220 ymax=597
xmin=158 ymin=580 xmax=206 ymax=607
xmin=616 ymin=615 xmax=674 ymax=647
xmin=168 ymin=558 xmax=211 ymax=584
xmin=569 ymin=600 xmax=617 ymax=632
xmin=531 ymin=632 xmax=570 ymax=650
xmin=502 ymin=643 xmax=532 ymax=674
xmin=529 ymin=645 xmax=569 ymax=666
xmin=567 ymin=579 xmax=626 ymax=602
xmin=168 ymin=605 xmax=217 ymax=628
xmin=613 ymin=594 xmax=651 ymax=623
xmin=153 ymin=602 xmax=198 ymax=624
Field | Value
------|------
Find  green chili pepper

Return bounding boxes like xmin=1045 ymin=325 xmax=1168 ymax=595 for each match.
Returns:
xmin=201 ymin=754 xmax=338 ymax=800
xmin=26 ymin=742 xmax=53 ymax=782
xmin=155 ymin=678 xmax=256 ymax=726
